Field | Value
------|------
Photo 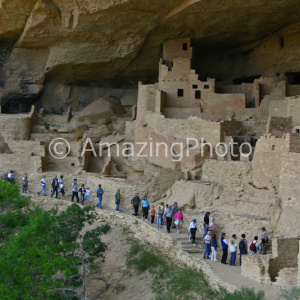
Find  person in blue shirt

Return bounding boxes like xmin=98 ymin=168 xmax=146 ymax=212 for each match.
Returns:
xmin=141 ymin=196 xmax=150 ymax=221
xmin=96 ymin=184 xmax=104 ymax=209
xmin=221 ymin=232 xmax=229 ymax=264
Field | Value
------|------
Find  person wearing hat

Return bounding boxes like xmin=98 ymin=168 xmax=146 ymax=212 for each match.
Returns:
xmin=220 ymin=232 xmax=228 ymax=264
xmin=96 ymin=184 xmax=104 ymax=209
xmin=131 ymin=193 xmax=140 ymax=217
xmin=229 ymin=234 xmax=238 ymax=266
xmin=71 ymin=179 xmax=79 ymax=203
xmin=188 ymin=219 xmax=199 ymax=245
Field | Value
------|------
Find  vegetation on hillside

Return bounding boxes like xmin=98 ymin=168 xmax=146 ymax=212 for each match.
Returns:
xmin=126 ymin=238 xmax=265 ymax=300
xmin=0 ymin=180 xmax=110 ymax=299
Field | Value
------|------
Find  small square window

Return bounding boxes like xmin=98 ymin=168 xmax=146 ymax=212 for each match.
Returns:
xmin=192 ymin=85 xmax=198 ymax=89
xmin=296 ymin=129 xmax=300 ymax=133
xmin=177 ymin=89 xmax=184 ymax=97
xmin=204 ymin=85 xmax=209 ymax=89
xmin=195 ymin=90 xmax=201 ymax=99
xmin=182 ymin=43 xmax=188 ymax=51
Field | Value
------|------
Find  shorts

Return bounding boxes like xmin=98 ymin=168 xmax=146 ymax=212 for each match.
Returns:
xmin=60 ymin=188 xmax=65 ymax=194
xmin=86 ymin=195 xmax=90 ymax=198
xmin=175 ymin=220 xmax=183 ymax=225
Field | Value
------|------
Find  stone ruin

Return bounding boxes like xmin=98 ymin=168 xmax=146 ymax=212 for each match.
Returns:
xmin=1 ymin=37 xmax=300 ymax=290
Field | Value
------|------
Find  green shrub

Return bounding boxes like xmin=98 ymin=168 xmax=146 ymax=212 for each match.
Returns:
xmin=278 ymin=286 xmax=300 ymax=300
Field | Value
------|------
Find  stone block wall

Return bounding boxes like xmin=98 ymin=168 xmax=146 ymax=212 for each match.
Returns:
xmin=0 ymin=114 xmax=32 ymax=140
xmin=280 ymin=152 xmax=300 ymax=205
xmin=287 ymin=96 xmax=300 ymax=127
xmin=201 ymin=159 xmax=252 ymax=186
xmin=136 ymin=83 xmax=157 ymax=121
xmin=269 ymin=99 xmax=288 ymax=117
xmin=8 ymin=140 xmax=45 ymax=157
xmin=267 ymin=116 xmax=291 ymax=137
xmin=272 ymin=238 xmax=299 ymax=270
xmin=0 ymin=154 xmax=42 ymax=173
xmin=139 ymin=111 xmax=222 ymax=145
xmin=241 ymin=255 xmax=273 ymax=284
xmin=252 ymin=135 xmax=289 ymax=189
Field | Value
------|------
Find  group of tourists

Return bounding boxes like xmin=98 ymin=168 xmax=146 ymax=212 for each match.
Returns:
xmin=130 ymin=195 xmax=184 ymax=233
xmin=2 ymin=170 xmax=17 ymax=185
xmin=4 ymin=173 xmax=271 ymax=266
xmin=36 ymin=176 xmax=109 ymax=209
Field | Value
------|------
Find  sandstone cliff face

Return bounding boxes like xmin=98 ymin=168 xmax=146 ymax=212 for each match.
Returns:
xmin=1 ymin=0 xmax=300 ymax=113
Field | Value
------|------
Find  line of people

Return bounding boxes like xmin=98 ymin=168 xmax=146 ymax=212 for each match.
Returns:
xmin=9 ymin=173 xmax=272 ymax=265
xmin=130 ymin=195 xmax=184 ymax=233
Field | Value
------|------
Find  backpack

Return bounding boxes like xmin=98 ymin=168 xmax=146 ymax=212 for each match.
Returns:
xmin=249 ymin=241 xmax=257 ymax=252
xmin=239 ymin=239 xmax=245 ymax=250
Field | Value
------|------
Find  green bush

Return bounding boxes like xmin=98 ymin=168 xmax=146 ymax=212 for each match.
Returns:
xmin=44 ymin=122 xmax=50 ymax=130
xmin=278 ymin=286 xmax=300 ymax=300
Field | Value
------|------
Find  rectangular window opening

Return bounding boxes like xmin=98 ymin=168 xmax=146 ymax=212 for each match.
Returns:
xmin=182 ymin=43 xmax=188 ymax=51
xmin=280 ymin=37 xmax=284 ymax=48
xmin=177 ymin=89 xmax=184 ymax=97
xmin=195 ymin=90 xmax=201 ymax=99
xmin=192 ymin=85 xmax=198 ymax=89
xmin=204 ymin=85 xmax=209 ymax=89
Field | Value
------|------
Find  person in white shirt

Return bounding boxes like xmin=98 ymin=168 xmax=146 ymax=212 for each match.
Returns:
xmin=60 ymin=182 xmax=65 ymax=200
xmin=188 ymin=219 xmax=198 ymax=245
xmin=229 ymin=234 xmax=238 ymax=266
xmin=221 ymin=232 xmax=229 ymax=264
xmin=37 ymin=176 xmax=47 ymax=196
xmin=203 ymin=230 xmax=212 ymax=259
xmin=85 ymin=187 xmax=91 ymax=205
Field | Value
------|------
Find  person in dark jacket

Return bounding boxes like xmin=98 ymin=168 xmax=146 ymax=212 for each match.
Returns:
xmin=239 ymin=233 xmax=248 ymax=265
xmin=131 ymin=193 xmax=140 ymax=217
xmin=220 ymin=232 xmax=228 ymax=264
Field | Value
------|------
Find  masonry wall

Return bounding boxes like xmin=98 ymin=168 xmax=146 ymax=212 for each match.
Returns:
xmin=241 ymin=255 xmax=273 ymax=284
xmin=267 ymin=116 xmax=291 ymax=137
xmin=287 ymin=96 xmax=300 ymax=127
xmin=8 ymin=141 xmax=45 ymax=156
xmin=279 ymin=152 xmax=300 ymax=205
xmin=0 ymin=154 xmax=42 ymax=173
xmin=137 ymin=111 xmax=222 ymax=145
xmin=252 ymin=135 xmax=289 ymax=189
xmin=269 ymin=100 xmax=288 ymax=117
xmin=162 ymin=38 xmax=192 ymax=61
xmin=0 ymin=114 xmax=32 ymax=140
xmin=201 ymin=159 xmax=252 ymax=186
xmin=202 ymin=93 xmax=246 ymax=121
xmin=272 ymin=238 xmax=299 ymax=271
xmin=136 ymin=83 xmax=157 ymax=121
